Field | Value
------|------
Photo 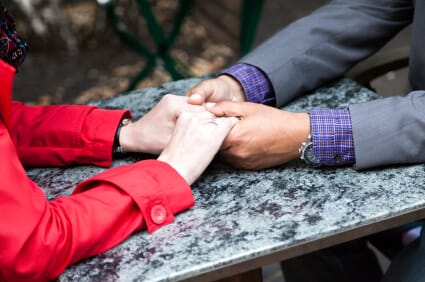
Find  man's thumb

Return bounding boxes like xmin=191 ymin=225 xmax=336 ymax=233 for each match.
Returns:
xmin=186 ymin=81 xmax=213 ymax=105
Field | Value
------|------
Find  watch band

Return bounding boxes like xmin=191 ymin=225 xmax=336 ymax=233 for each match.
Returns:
xmin=113 ymin=118 xmax=131 ymax=154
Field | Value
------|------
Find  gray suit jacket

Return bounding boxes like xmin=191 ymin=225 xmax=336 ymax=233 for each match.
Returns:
xmin=240 ymin=0 xmax=425 ymax=169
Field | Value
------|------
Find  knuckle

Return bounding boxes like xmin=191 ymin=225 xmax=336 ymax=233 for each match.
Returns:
xmin=227 ymin=132 xmax=243 ymax=146
xmin=179 ymin=111 xmax=201 ymax=126
xmin=234 ymin=157 xmax=257 ymax=170
xmin=179 ymin=111 xmax=192 ymax=121
xmin=224 ymin=146 xmax=251 ymax=162
xmin=235 ymin=149 xmax=251 ymax=161
xmin=161 ymin=94 xmax=175 ymax=105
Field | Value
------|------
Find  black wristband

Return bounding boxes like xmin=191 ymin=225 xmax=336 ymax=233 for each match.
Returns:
xmin=113 ymin=121 xmax=122 ymax=149
xmin=113 ymin=118 xmax=131 ymax=155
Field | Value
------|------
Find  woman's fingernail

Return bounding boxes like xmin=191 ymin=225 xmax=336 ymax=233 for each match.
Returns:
xmin=205 ymin=102 xmax=216 ymax=108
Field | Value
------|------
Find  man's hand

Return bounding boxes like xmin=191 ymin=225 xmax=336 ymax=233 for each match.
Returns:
xmin=206 ymin=101 xmax=310 ymax=170
xmin=119 ymin=95 xmax=204 ymax=154
xmin=186 ymin=75 xmax=246 ymax=105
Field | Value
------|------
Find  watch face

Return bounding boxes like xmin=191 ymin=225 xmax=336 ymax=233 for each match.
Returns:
xmin=304 ymin=143 xmax=321 ymax=166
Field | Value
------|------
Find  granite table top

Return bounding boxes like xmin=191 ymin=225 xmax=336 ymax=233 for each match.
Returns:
xmin=26 ymin=78 xmax=425 ymax=281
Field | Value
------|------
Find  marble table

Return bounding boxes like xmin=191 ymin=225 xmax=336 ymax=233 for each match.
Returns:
xmin=27 ymin=78 xmax=425 ymax=281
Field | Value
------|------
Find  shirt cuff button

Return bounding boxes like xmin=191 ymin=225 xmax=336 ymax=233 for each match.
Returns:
xmin=334 ymin=154 xmax=342 ymax=164
xmin=150 ymin=205 xmax=167 ymax=224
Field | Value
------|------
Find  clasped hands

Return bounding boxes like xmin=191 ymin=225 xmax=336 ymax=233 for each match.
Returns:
xmin=118 ymin=94 xmax=238 ymax=185
xmin=119 ymin=75 xmax=310 ymax=184
xmin=186 ymin=75 xmax=311 ymax=170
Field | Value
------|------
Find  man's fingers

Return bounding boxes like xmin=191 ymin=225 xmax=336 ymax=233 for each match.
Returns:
xmin=205 ymin=101 xmax=247 ymax=118
xmin=168 ymin=95 xmax=206 ymax=118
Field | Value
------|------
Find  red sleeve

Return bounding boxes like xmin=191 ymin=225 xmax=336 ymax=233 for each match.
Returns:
xmin=10 ymin=101 xmax=130 ymax=167
xmin=0 ymin=124 xmax=194 ymax=282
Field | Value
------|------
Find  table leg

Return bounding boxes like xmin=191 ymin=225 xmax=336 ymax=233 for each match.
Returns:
xmin=214 ymin=268 xmax=263 ymax=282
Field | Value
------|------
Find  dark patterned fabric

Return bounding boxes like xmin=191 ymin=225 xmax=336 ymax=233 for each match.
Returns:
xmin=220 ymin=63 xmax=276 ymax=106
xmin=0 ymin=2 xmax=28 ymax=69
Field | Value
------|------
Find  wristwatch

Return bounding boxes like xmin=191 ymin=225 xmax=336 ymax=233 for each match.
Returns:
xmin=113 ymin=118 xmax=131 ymax=155
xmin=298 ymin=134 xmax=321 ymax=167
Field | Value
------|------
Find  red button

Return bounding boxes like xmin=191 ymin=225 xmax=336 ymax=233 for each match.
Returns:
xmin=150 ymin=205 xmax=167 ymax=224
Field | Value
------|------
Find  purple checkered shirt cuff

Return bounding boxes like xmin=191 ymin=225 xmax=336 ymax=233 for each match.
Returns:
xmin=309 ymin=109 xmax=355 ymax=166
xmin=219 ymin=63 xmax=276 ymax=106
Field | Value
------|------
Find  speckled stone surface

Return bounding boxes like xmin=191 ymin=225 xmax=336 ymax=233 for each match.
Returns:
xmin=26 ymin=78 xmax=425 ymax=282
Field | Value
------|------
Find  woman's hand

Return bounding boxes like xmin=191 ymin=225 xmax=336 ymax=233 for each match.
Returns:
xmin=119 ymin=94 xmax=204 ymax=154
xmin=158 ymin=111 xmax=238 ymax=185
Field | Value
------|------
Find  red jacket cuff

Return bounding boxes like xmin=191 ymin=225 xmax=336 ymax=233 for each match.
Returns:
xmin=82 ymin=108 xmax=131 ymax=167
xmin=10 ymin=103 xmax=131 ymax=167
xmin=73 ymin=160 xmax=195 ymax=233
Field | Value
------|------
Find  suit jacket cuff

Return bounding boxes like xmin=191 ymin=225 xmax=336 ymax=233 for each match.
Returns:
xmin=350 ymin=91 xmax=425 ymax=169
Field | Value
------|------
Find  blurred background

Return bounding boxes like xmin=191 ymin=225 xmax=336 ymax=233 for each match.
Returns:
xmin=9 ymin=0 xmax=410 ymax=106
xmin=10 ymin=0 xmax=258 ymax=104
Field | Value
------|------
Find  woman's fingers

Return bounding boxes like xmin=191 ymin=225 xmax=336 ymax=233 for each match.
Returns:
xmin=158 ymin=111 xmax=238 ymax=185
xmin=211 ymin=116 xmax=238 ymax=140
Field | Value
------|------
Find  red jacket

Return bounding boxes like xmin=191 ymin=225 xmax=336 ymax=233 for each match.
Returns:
xmin=0 ymin=59 xmax=194 ymax=281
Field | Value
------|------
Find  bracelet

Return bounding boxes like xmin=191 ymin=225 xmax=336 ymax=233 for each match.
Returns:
xmin=113 ymin=118 xmax=131 ymax=154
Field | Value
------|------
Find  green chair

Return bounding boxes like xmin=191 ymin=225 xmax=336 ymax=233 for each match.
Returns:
xmin=98 ymin=0 xmax=265 ymax=91
xmin=97 ymin=0 xmax=193 ymax=91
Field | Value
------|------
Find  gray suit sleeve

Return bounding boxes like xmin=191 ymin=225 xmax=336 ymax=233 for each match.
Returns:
xmin=241 ymin=0 xmax=413 ymax=106
xmin=350 ymin=92 xmax=425 ymax=169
